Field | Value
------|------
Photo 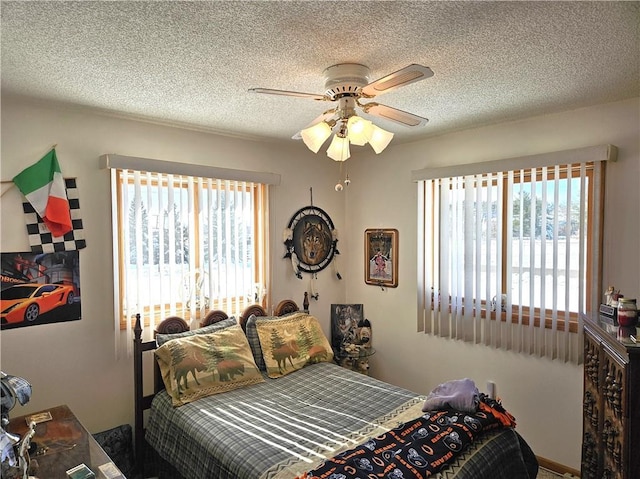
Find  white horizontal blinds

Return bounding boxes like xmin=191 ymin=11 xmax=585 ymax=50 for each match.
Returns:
xmin=417 ymin=152 xmax=606 ymax=364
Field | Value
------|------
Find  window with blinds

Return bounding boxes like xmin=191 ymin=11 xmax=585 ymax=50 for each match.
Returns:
xmin=415 ymin=146 xmax=612 ymax=363
xmin=112 ymin=169 xmax=269 ymax=335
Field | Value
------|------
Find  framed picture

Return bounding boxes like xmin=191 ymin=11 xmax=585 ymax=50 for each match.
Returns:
xmin=330 ymin=304 xmax=364 ymax=356
xmin=364 ymin=228 xmax=398 ymax=288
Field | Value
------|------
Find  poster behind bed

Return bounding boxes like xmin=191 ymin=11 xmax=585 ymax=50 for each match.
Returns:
xmin=331 ymin=304 xmax=364 ymax=358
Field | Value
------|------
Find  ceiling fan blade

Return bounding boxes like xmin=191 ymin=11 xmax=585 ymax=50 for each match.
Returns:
xmin=361 ymin=64 xmax=434 ymax=97
xmin=361 ymin=102 xmax=429 ymax=127
xmin=292 ymin=109 xmax=337 ymax=139
xmin=248 ymin=88 xmax=327 ymax=101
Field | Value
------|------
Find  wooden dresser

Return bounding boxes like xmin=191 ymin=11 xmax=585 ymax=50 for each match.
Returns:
xmin=581 ymin=314 xmax=640 ymax=479
xmin=8 ymin=404 xmax=125 ymax=479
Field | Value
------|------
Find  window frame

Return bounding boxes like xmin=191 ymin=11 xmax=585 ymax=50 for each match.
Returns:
xmin=494 ymin=163 xmax=597 ymax=333
xmin=114 ymin=169 xmax=268 ymax=330
xmin=420 ymin=163 xmax=602 ymax=334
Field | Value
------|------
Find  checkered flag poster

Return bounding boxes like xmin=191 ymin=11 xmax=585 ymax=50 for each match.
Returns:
xmin=22 ymin=178 xmax=87 ymax=254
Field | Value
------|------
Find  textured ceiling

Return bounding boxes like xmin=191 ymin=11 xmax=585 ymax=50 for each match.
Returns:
xmin=1 ymin=1 xmax=639 ymax=146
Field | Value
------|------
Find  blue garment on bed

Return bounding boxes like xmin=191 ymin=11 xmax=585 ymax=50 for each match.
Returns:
xmin=422 ymin=378 xmax=480 ymax=413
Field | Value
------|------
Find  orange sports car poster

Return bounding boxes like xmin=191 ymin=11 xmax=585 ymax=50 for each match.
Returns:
xmin=1 ymin=251 xmax=81 ymax=329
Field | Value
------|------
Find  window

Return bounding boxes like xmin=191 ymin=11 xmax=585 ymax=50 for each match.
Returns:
xmin=111 ymin=168 xmax=269 ymax=335
xmin=415 ymin=146 xmax=613 ymax=363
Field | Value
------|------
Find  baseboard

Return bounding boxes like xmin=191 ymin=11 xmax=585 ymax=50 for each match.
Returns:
xmin=537 ymin=456 xmax=581 ymax=477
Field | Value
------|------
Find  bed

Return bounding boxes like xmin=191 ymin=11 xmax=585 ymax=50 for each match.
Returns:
xmin=133 ymin=299 xmax=538 ymax=479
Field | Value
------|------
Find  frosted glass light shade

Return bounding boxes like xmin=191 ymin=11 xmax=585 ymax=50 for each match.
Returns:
xmin=346 ymin=116 xmax=372 ymax=146
xmin=326 ymin=135 xmax=350 ymax=161
xmin=368 ymin=125 xmax=394 ymax=154
xmin=301 ymin=121 xmax=332 ymax=153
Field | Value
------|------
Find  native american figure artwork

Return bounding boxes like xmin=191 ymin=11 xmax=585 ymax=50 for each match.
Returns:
xmin=364 ymin=229 xmax=398 ymax=288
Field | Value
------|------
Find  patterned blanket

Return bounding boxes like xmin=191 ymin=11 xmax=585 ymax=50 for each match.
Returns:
xmin=297 ymin=397 xmax=516 ymax=479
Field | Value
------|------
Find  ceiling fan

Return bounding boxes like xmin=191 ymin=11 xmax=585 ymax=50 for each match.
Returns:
xmin=249 ymin=63 xmax=434 ymax=161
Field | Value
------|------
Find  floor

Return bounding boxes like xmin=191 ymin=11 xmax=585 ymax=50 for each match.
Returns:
xmin=538 ymin=468 xmax=580 ymax=478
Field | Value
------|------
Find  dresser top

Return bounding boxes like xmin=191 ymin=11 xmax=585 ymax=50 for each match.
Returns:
xmin=583 ymin=313 xmax=640 ymax=355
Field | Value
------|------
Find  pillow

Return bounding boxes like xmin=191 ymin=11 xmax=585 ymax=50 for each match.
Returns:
xmin=245 ymin=314 xmax=280 ymax=371
xmin=255 ymin=312 xmax=333 ymax=378
xmin=154 ymin=324 xmax=264 ymax=406
xmin=156 ymin=316 xmax=237 ymax=346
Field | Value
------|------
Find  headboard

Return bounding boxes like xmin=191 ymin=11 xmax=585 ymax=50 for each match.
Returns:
xmin=132 ymin=298 xmax=304 ymax=468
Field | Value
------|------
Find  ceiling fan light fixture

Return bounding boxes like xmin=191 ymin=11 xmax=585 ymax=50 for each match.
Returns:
xmin=368 ymin=124 xmax=394 ymax=154
xmin=326 ymin=134 xmax=350 ymax=162
xmin=346 ymin=115 xmax=372 ymax=146
xmin=252 ymin=63 xmax=432 ymax=160
xmin=301 ymin=121 xmax=333 ymax=153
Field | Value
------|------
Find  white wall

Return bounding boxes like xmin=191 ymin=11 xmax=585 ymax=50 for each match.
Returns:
xmin=1 ymin=95 xmax=638 ymax=472
xmin=0 ymin=96 xmax=347 ymax=433
xmin=343 ymin=97 xmax=640 ymax=471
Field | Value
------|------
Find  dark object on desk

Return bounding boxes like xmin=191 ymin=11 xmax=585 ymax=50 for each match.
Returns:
xmin=92 ymin=424 xmax=134 ymax=478
xmin=599 ymin=303 xmax=617 ymax=323
xmin=66 ymin=463 xmax=95 ymax=479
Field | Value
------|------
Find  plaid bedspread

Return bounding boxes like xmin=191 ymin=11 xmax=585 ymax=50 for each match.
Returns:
xmin=146 ymin=363 xmax=538 ymax=479
xmin=146 ymin=362 xmax=424 ymax=479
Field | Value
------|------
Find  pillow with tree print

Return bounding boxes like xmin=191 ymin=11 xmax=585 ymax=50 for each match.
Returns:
xmin=155 ymin=324 xmax=264 ymax=406
xmin=255 ymin=312 xmax=334 ymax=378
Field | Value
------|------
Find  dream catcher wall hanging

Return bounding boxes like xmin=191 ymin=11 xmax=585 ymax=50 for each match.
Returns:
xmin=283 ymin=190 xmax=341 ymax=299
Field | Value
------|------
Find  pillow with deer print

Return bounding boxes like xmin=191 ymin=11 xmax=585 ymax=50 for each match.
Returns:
xmin=255 ymin=312 xmax=334 ymax=379
xmin=154 ymin=324 xmax=264 ymax=406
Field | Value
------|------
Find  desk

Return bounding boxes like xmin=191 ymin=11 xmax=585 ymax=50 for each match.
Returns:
xmin=8 ymin=404 xmax=125 ymax=479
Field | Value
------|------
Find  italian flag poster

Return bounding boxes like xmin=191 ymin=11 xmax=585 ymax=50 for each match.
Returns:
xmin=12 ymin=148 xmax=73 ymax=238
